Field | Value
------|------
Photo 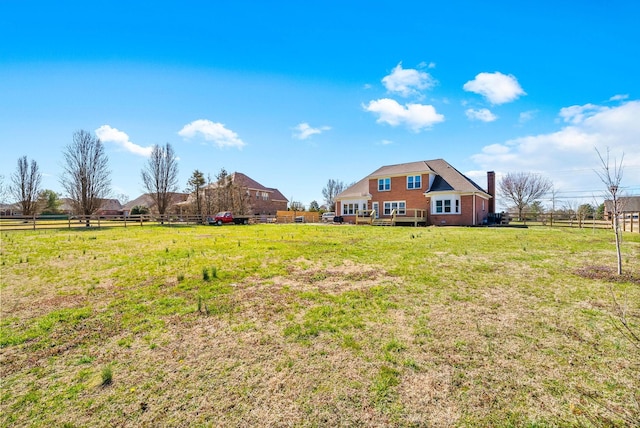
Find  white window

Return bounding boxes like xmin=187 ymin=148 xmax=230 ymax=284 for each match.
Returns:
xmin=384 ymin=201 xmax=406 ymax=215
xmin=341 ymin=200 xmax=367 ymax=215
xmin=433 ymin=196 xmax=460 ymax=214
xmin=378 ymin=178 xmax=391 ymax=191
xmin=407 ymin=175 xmax=421 ymax=189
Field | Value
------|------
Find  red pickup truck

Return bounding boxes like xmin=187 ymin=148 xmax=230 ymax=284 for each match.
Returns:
xmin=207 ymin=211 xmax=251 ymax=225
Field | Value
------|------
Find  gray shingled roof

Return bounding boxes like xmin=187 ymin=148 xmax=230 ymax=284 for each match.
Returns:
xmin=604 ymin=196 xmax=640 ymax=212
xmin=424 ymin=159 xmax=488 ymax=194
xmin=336 ymin=158 xmax=489 ymax=199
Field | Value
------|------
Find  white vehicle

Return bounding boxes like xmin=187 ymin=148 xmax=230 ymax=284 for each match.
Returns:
xmin=321 ymin=212 xmax=336 ymax=222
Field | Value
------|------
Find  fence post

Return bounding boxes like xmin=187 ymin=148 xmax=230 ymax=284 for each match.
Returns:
xmin=33 ymin=215 xmax=36 ymax=230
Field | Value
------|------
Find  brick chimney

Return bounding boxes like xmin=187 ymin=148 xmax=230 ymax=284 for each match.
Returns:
xmin=487 ymin=171 xmax=495 ymax=213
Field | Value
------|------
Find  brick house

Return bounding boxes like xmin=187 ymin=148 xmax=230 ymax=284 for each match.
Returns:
xmin=335 ymin=159 xmax=495 ymax=226
xmin=203 ymin=172 xmax=289 ymax=216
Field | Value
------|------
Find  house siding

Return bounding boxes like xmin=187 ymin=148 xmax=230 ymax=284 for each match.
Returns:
xmin=368 ymin=174 xmax=430 ymax=217
xmin=429 ymin=194 xmax=488 ymax=226
xmin=250 ymin=192 xmax=288 ymax=215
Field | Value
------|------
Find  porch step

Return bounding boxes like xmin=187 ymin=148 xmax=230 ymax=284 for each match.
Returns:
xmin=372 ymin=219 xmax=393 ymax=226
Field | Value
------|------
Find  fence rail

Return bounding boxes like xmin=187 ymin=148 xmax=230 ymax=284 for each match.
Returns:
xmin=513 ymin=214 xmax=639 ymax=233
xmin=0 ymin=214 xmax=276 ymax=230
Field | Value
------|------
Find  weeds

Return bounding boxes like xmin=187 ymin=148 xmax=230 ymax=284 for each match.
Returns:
xmin=101 ymin=365 xmax=113 ymax=386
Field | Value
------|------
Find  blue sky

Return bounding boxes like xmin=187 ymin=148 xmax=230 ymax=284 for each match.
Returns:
xmin=1 ymin=1 xmax=639 ymax=209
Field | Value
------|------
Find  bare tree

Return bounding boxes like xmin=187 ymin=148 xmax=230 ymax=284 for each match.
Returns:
xmin=116 ymin=193 xmax=130 ymax=206
xmin=186 ymin=169 xmax=206 ymax=222
xmin=141 ymin=143 xmax=179 ymax=221
xmin=60 ymin=130 xmax=111 ymax=224
xmin=0 ymin=174 xmax=8 ymax=204
xmin=595 ymin=147 xmax=625 ymax=275
xmin=10 ymin=156 xmax=42 ymax=216
xmin=322 ymin=179 xmax=345 ymax=211
xmin=202 ymin=169 xmax=252 ymax=215
xmin=289 ymin=200 xmax=305 ymax=211
xmin=499 ymin=172 xmax=552 ymax=222
xmin=576 ymin=203 xmax=594 ymax=228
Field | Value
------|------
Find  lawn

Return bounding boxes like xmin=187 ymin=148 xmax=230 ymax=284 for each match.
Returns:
xmin=1 ymin=224 xmax=639 ymax=427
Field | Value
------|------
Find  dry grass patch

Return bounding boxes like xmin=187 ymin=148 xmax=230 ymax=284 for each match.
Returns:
xmin=1 ymin=225 xmax=639 ymax=426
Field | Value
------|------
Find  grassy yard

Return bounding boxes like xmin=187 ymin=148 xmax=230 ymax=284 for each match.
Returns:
xmin=1 ymin=224 xmax=639 ymax=427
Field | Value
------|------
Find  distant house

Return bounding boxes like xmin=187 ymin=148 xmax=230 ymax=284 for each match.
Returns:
xmin=59 ymin=197 xmax=125 ymax=216
xmin=123 ymin=193 xmax=189 ymax=216
xmin=604 ymin=196 xmax=640 ymax=221
xmin=96 ymin=199 xmax=123 ymax=216
xmin=335 ymin=159 xmax=494 ymax=226
xmin=202 ymin=172 xmax=288 ymax=216
xmin=0 ymin=203 xmax=21 ymax=216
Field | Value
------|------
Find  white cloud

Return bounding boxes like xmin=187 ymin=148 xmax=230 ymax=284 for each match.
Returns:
xmin=178 ymin=119 xmax=246 ymax=149
xmin=364 ymin=98 xmax=445 ymax=132
xmin=609 ymin=94 xmax=629 ymax=101
xmin=465 ymin=108 xmax=497 ymax=122
xmin=471 ymin=100 xmax=640 ymax=206
xmin=95 ymin=125 xmax=153 ymax=157
xmin=382 ymin=62 xmax=437 ymax=97
xmin=519 ymin=110 xmax=538 ymax=124
xmin=463 ymin=72 xmax=526 ymax=104
xmin=418 ymin=61 xmax=436 ymax=69
xmin=292 ymin=122 xmax=331 ymax=140
xmin=381 ymin=139 xmax=394 ymax=145
xmin=558 ymin=103 xmax=605 ymax=124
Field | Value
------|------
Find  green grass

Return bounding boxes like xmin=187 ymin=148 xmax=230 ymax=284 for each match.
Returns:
xmin=1 ymin=224 xmax=639 ymax=427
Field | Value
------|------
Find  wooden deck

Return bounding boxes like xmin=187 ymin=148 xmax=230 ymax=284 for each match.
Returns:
xmin=355 ymin=209 xmax=427 ymax=227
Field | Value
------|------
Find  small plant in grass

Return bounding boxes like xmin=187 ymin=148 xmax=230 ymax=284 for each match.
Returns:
xmin=202 ymin=267 xmax=210 ymax=281
xmin=373 ymin=365 xmax=400 ymax=405
xmin=211 ymin=266 xmax=217 ymax=278
xmin=177 ymin=273 xmax=185 ymax=282
xmin=101 ymin=365 xmax=113 ymax=386
xmin=197 ymin=296 xmax=210 ymax=315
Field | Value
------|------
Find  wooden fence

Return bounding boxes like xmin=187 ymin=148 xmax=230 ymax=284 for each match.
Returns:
xmin=276 ymin=211 xmax=320 ymax=223
xmin=0 ymin=212 xmax=309 ymax=231
xmin=514 ymin=212 xmax=639 ymax=233
xmin=0 ymin=214 xmax=201 ymax=231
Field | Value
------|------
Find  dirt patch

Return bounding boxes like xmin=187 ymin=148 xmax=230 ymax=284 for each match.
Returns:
xmin=574 ymin=265 xmax=640 ymax=284
xmin=276 ymin=258 xmax=396 ymax=293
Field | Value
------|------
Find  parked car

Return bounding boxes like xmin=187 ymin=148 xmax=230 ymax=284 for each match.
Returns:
xmin=321 ymin=212 xmax=336 ymax=222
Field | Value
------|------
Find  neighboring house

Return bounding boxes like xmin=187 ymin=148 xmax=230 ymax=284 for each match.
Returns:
xmin=59 ymin=197 xmax=124 ymax=216
xmin=123 ymin=192 xmax=189 ymax=216
xmin=203 ymin=172 xmax=289 ymax=216
xmin=604 ymin=196 xmax=640 ymax=221
xmin=335 ymin=159 xmax=494 ymax=226
xmin=0 ymin=203 xmax=21 ymax=216
xmin=96 ymin=199 xmax=124 ymax=216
